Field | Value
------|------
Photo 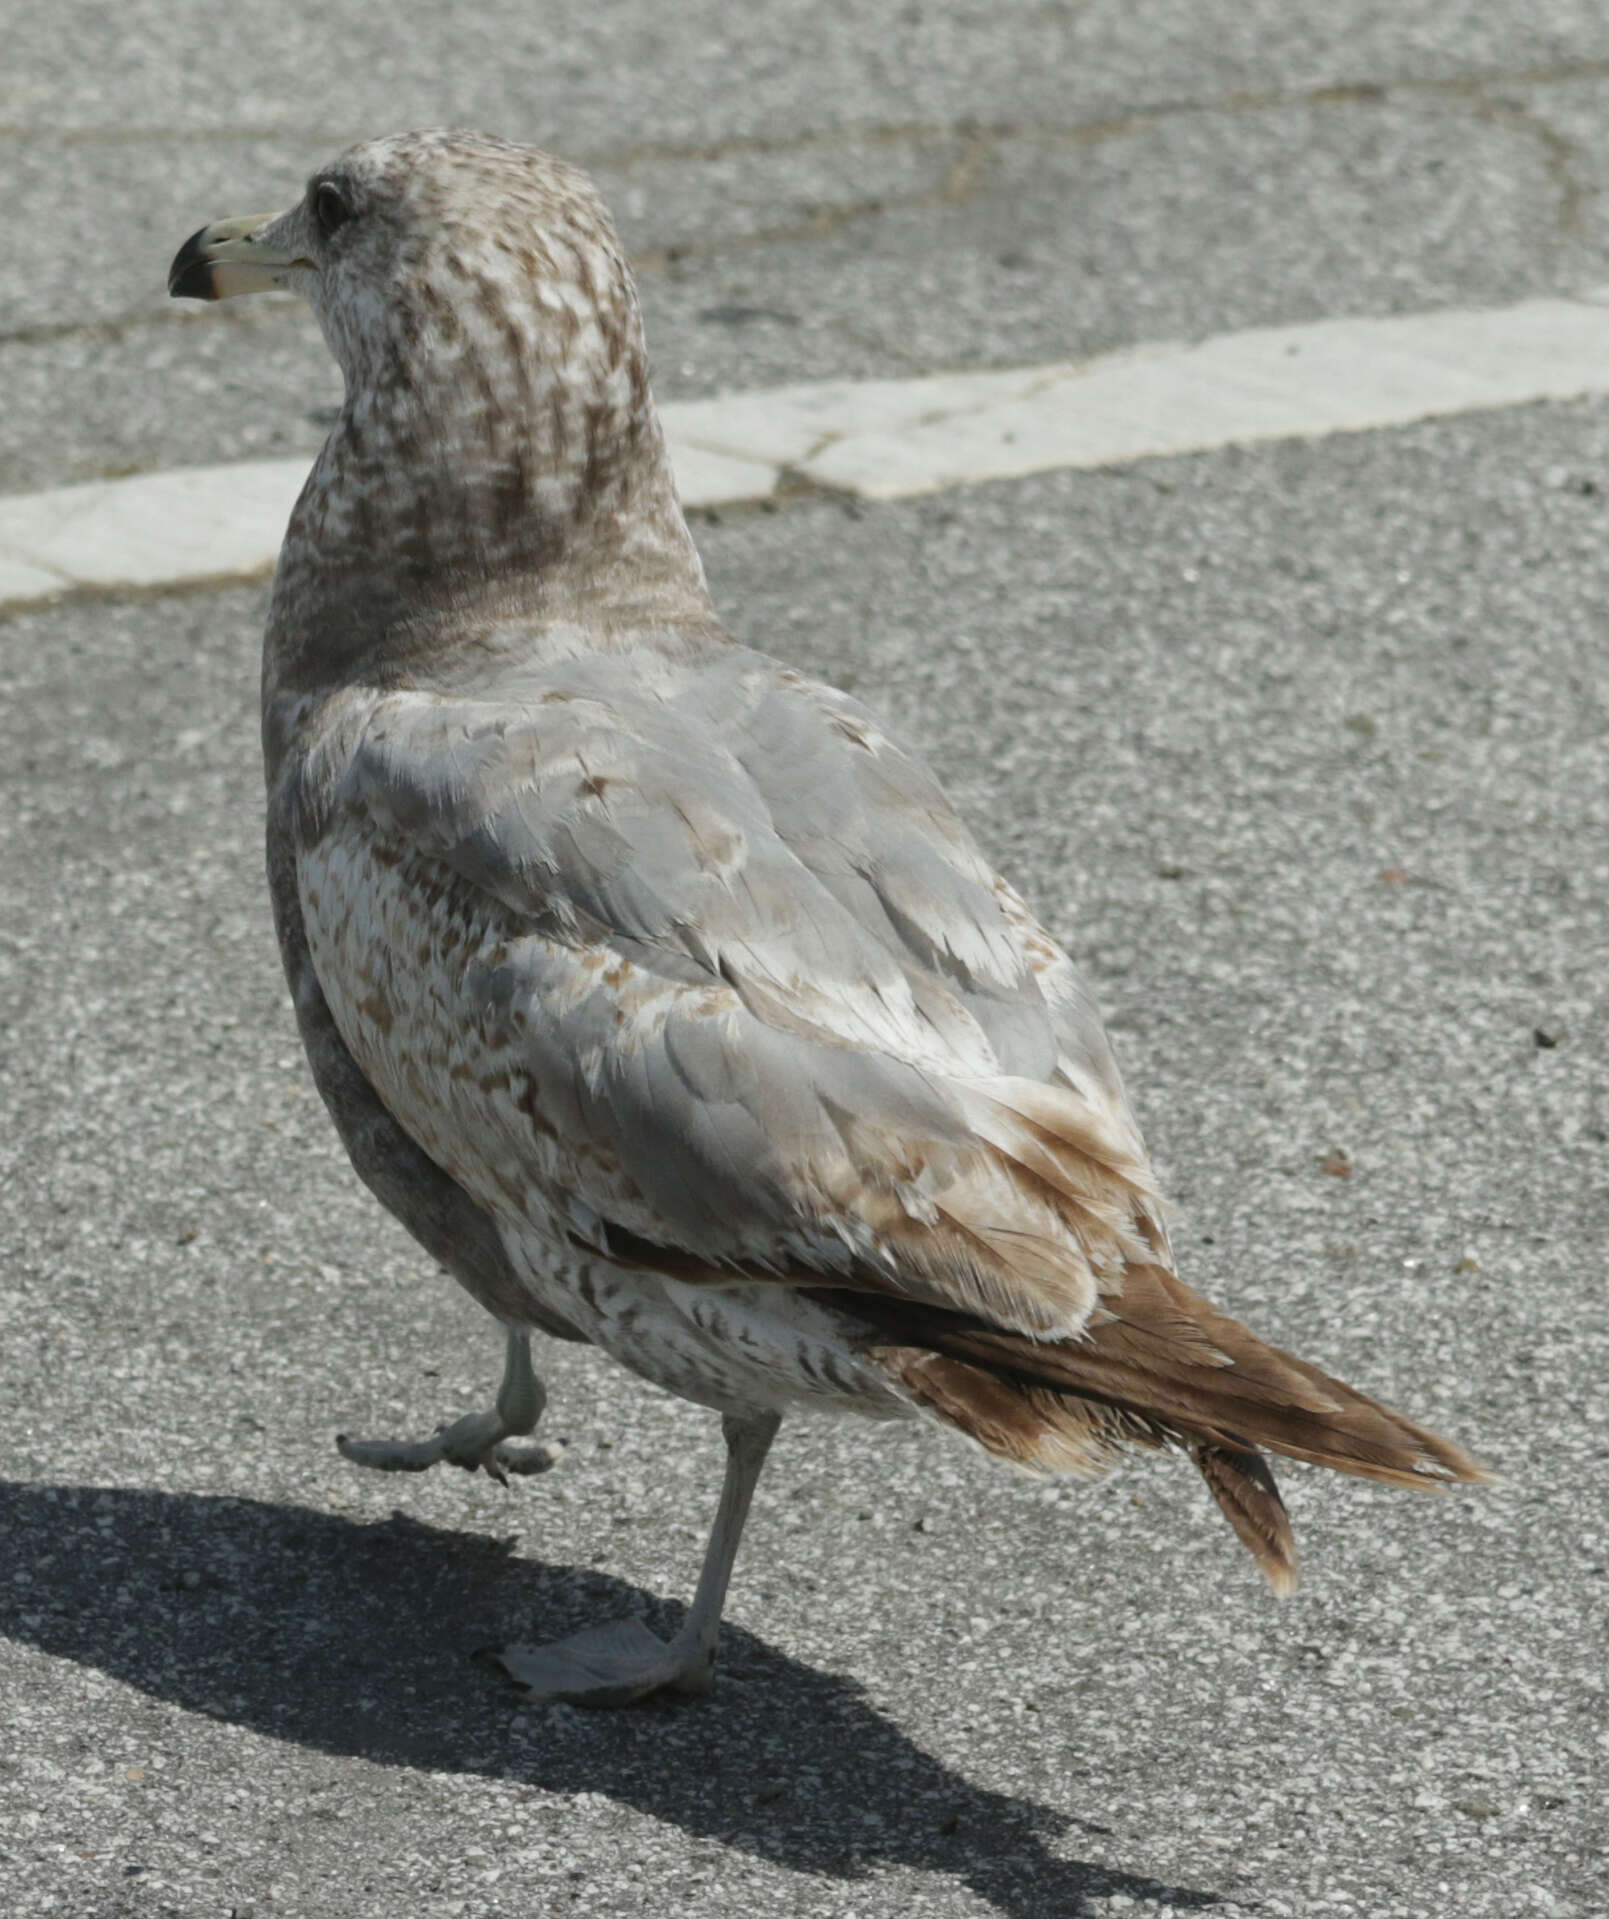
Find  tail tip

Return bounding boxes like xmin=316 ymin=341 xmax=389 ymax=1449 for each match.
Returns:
xmin=1262 ymin=1556 xmax=1301 ymax=1599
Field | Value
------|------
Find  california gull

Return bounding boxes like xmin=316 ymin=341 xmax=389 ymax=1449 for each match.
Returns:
xmin=168 ymin=131 xmax=1487 ymax=1707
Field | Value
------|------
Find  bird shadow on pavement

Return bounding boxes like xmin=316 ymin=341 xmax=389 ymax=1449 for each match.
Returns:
xmin=1 ymin=1480 xmax=1227 ymax=1919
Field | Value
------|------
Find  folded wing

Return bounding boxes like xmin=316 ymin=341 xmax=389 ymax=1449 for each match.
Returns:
xmin=295 ymin=638 xmax=1485 ymax=1589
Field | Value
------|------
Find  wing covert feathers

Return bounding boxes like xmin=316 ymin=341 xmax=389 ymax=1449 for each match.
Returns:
xmin=842 ymin=1260 xmax=1488 ymax=1593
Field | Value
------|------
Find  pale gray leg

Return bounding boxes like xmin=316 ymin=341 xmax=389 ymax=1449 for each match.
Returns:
xmin=337 ymin=1329 xmax=562 ymax=1483
xmin=497 ymin=1409 xmax=781 ymax=1707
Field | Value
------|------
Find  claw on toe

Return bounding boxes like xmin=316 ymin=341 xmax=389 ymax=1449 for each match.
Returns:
xmin=496 ymin=1437 xmax=565 ymax=1477
xmin=456 ymin=1437 xmax=565 ymax=1485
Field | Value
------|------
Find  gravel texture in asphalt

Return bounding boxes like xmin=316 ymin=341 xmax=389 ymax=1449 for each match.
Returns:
xmin=3 ymin=407 xmax=1606 ymax=1915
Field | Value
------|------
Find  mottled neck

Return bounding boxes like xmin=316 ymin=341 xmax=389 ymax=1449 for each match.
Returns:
xmin=265 ymin=330 xmax=713 ymax=687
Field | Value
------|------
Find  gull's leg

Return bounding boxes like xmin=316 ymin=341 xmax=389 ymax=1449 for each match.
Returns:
xmin=497 ymin=1409 xmax=781 ymax=1707
xmin=337 ymin=1329 xmax=561 ymax=1483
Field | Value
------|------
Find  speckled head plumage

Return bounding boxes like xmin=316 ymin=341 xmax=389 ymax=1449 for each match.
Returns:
xmin=171 ymin=130 xmax=706 ymax=663
xmin=284 ymin=133 xmax=635 ymax=396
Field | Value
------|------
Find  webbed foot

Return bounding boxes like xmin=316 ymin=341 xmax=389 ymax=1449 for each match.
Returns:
xmin=496 ymin=1618 xmax=714 ymax=1707
xmin=492 ymin=1409 xmax=780 ymax=1709
xmin=337 ymin=1412 xmax=560 ymax=1481
xmin=337 ymin=1330 xmax=558 ymax=1484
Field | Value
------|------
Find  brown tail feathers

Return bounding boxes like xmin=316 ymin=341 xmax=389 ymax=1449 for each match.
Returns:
xmin=832 ymin=1261 xmax=1489 ymax=1595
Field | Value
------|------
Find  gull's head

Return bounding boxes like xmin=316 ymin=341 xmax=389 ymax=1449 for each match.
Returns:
xmin=168 ymin=129 xmax=639 ymax=397
xmin=170 ymin=131 xmax=701 ymax=640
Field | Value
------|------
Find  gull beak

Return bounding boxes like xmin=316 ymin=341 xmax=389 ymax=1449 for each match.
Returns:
xmin=167 ymin=213 xmax=306 ymax=301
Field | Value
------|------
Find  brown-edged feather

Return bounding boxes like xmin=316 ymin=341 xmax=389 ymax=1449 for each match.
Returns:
xmin=1191 ymin=1443 xmax=1299 ymax=1596
xmin=817 ymin=1259 xmax=1488 ymax=1591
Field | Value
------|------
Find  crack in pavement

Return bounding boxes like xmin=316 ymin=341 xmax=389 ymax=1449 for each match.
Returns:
xmin=7 ymin=52 xmax=1609 ymax=157
xmin=2 ymin=65 xmax=1605 ymax=353
xmin=1464 ymin=91 xmax=1599 ymax=253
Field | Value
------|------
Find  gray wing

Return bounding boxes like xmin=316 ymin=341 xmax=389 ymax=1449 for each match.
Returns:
xmin=709 ymin=656 xmax=1131 ymax=1110
xmin=295 ymin=645 xmax=1161 ymax=1338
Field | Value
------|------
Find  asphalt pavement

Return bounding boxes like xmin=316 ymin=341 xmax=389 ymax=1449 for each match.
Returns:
xmin=1 ymin=5 xmax=1605 ymax=1917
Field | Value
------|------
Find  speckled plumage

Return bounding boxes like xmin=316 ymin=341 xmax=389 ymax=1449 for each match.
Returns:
xmin=172 ymin=134 xmax=1484 ymax=1689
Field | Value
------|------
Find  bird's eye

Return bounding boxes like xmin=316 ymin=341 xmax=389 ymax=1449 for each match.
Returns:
xmin=313 ymin=182 xmax=353 ymax=239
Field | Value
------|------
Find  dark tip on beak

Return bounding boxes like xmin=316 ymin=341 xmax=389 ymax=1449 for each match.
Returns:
xmin=168 ymin=226 xmax=219 ymax=301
